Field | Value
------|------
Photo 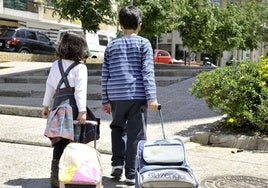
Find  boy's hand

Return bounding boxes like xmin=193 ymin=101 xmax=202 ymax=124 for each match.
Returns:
xmin=148 ymin=101 xmax=159 ymax=111
xmin=102 ymin=103 xmax=111 ymax=114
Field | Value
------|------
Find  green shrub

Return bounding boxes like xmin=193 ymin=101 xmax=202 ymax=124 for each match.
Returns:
xmin=190 ymin=56 xmax=268 ymax=132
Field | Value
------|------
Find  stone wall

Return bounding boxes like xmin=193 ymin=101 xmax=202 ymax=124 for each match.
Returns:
xmin=0 ymin=52 xmax=103 ymax=63
xmin=0 ymin=52 xmax=57 ymax=62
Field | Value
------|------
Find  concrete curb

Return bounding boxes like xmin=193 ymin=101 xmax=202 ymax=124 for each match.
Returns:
xmin=1 ymin=104 xmax=268 ymax=151
xmin=0 ymin=104 xmax=42 ymax=118
xmin=191 ymin=132 xmax=268 ymax=151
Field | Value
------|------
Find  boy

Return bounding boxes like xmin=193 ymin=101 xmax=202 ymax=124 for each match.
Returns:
xmin=101 ymin=5 xmax=159 ymax=186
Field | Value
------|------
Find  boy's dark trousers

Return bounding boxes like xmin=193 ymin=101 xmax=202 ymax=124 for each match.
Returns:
xmin=110 ymin=100 xmax=147 ymax=180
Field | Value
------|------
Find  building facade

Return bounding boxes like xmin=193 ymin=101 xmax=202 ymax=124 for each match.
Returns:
xmin=0 ymin=0 xmax=117 ymax=42
xmin=0 ymin=0 xmax=267 ymax=65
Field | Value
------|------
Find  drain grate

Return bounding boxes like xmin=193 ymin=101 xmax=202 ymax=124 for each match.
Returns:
xmin=202 ymin=176 xmax=268 ymax=188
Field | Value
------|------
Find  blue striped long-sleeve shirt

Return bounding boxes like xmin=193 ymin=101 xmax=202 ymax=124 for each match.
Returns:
xmin=101 ymin=35 xmax=157 ymax=105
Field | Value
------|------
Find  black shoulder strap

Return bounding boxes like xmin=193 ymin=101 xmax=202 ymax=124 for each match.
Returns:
xmin=56 ymin=59 xmax=80 ymax=89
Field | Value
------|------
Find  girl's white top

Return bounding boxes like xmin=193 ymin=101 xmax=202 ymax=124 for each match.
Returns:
xmin=42 ymin=59 xmax=88 ymax=112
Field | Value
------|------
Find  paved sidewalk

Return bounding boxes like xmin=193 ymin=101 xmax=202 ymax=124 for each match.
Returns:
xmin=0 ymin=61 xmax=52 ymax=76
xmin=0 ymin=61 xmax=268 ymax=187
xmin=0 ymin=117 xmax=268 ymax=188
xmin=0 ymin=111 xmax=267 ymax=188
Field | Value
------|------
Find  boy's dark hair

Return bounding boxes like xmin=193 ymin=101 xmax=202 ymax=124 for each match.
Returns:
xmin=56 ymin=32 xmax=88 ymax=62
xmin=119 ymin=6 xmax=142 ymax=30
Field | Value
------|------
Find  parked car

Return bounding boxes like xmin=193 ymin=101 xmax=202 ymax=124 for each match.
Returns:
xmin=0 ymin=28 xmax=55 ymax=55
xmin=154 ymin=49 xmax=173 ymax=64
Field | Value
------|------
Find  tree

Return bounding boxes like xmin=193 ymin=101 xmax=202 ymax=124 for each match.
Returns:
xmin=256 ymin=2 xmax=268 ymax=44
xmin=54 ymin=0 xmax=267 ymax=60
xmin=208 ymin=3 xmax=243 ymax=53
xmin=179 ymin=0 xmax=218 ymax=51
xmin=178 ymin=0 xmax=266 ymax=65
xmin=51 ymin=0 xmax=116 ymax=32
xmin=236 ymin=1 xmax=261 ymax=51
xmin=116 ymin=0 xmax=188 ymax=40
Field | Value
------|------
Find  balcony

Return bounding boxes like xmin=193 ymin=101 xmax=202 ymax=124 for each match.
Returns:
xmin=3 ymin=0 xmax=40 ymax=13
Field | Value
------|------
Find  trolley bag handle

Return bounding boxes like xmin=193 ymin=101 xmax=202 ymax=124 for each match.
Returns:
xmin=73 ymin=120 xmax=98 ymax=148
xmin=141 ymin=104 xmax=166 ymax=140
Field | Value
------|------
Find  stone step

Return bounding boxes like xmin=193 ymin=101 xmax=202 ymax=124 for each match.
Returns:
xmin=0 ymin=96 xmax=101 ymax=109
xmin=0 ymin=98 xmax=103 ymax=118
xmin=0 ymin=75 xmax=189 ymax=86
xmin=86 ymin=69 xmax=203 ymax=77
xmin=0 ymin=83 xmax=102 ymax=99
xmin=0 ymin=76 xmax=188 ymax=99
xmin=0 ymin=63 xmax=214 ymax=117
xmin=10 ymin=68 xmax=202 ymax=77
xmin=0 ymin=63 xmax=211 ymax=88
xmin=0 ymin=75 xmax=101 ymax=85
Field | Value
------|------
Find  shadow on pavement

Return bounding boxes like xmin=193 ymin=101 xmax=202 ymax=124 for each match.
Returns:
xmin=4 ymin=177 xmax=131 ymax=188
xmin=102 ymin=176 xmax=133 ymax=188
xmin=176 ymin=123 xmax=213 ymax=137
xmin=4 ymin=178 xmax=50 ymax=188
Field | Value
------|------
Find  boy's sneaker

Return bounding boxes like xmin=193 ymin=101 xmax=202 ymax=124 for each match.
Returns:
xmin=111 ymin=166 xmax=123 ymax=179
xmin=125 ymin=178 xmax=135 ymax=186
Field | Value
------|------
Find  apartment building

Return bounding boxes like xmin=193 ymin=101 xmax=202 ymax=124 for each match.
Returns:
xmin=0 ymin=0 xmax=116 ymax=42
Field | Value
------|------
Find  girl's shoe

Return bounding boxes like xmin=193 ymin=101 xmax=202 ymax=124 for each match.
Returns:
xmin=50 ymin=159 xmax=59 ymax=188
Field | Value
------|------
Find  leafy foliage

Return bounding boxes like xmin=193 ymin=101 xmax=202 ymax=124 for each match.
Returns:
xmin=179 ymin=0 xmax=218 ymax=51
xmin=52 ymin=0 xmax=267 ymax=57
xmin=178 ymin=0 xmax=265 ymax=64
xmin=209 ymin=3 xmax=244 ymax=52
xmin=236 ymin=1 xmax=261 ymax=50
xmin=138 ymin=0 xmax=187 ymax=38
xmin=257 ymin=3 xmax=268 ymax=43
xmin=51 ymin=0 xmax=116 ymax=32
xmin=116 ymin=0 xmax=187 ymax=38
xmin=115 ymin=0 xmax=189 ymax=48
xmin=190 ymin=56 xmax=268 ymax=132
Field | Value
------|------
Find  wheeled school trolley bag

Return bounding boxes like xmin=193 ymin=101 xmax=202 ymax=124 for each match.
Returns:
xmin=135 ymin=105 xmax=198 ymax=188
xmin=59 ymin=120 xmax=103 ymax=188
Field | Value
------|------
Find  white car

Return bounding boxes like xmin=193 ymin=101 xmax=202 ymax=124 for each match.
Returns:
xmin=56 ymin=29 xmax=115 ymax=59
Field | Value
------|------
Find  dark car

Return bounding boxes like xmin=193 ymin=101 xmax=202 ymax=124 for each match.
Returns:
xmin=0 ymin=28 xmax=55 ymax=55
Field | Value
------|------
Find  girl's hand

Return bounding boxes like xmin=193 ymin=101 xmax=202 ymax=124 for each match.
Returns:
xmin=77 ymin=111 xmax=87 ymax=124
xmin=42 ymin=106 xmax=49 ymax=119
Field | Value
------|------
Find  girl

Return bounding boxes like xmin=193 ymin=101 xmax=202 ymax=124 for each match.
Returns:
xmin=42 ymin=32 xmax=88 ymax=188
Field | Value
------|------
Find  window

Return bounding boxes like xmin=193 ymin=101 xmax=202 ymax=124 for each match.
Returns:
xmin=158 ymin=51 xmax=169 ymax=56
xmin=98 ymin=34 xmax=108 ymax=46
xmin=0 ymin=29 xmax=14 ymax=37
xmin=15 ymin=30 xmax=26 ymax=38
xmin=37 ymin=32 xmax=50 ymax=43
xmin=26 ymin=31 xmax=37 ymax=40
